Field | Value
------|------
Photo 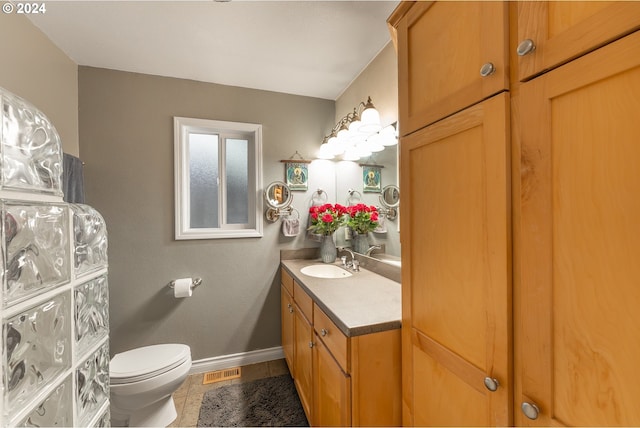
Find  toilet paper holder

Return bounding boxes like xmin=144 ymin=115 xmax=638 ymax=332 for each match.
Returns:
xmin=168 ymin=277 xmax=202 ymax=290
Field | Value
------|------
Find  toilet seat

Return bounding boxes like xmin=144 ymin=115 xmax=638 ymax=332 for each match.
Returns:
xmin=110 ymin=344 xmax=191 ymax=384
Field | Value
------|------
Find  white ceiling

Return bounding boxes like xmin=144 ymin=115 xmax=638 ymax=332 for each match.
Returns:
xmin=28 ymin=1 xmax=399 ymax=100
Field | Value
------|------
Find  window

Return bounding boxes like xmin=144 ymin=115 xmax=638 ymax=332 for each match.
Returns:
xmin=174 ymin=117 xmax=263 ymax=239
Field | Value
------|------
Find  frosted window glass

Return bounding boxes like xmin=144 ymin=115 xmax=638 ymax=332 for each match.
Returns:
xmin=189 ymin=133 xmax=219 ymax=228
xmin=226 ymin=138 xmax=249 ymax=224
xmin=174 ymin=117 xmax=262 ymax=239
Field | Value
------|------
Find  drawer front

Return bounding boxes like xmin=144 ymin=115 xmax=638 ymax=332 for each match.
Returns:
xmin=294 ymin=281 xmax=313 ymax=322
xmin=314 ymin=304 xmax=349 ymax=373
xmin=281 ymin=267 xmax=294 ymax=296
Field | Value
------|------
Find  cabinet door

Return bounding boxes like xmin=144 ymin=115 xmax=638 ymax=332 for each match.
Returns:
xmin=293 ymin=306 xmax=313 ymax=423
xmin=395 ymin=1 xmax=508 ymax=135
xmin=518 ymin=31 xmax=640 ymax=426
xmin=313 ymin=334 xmax=351 ymax=427
xmin=400 ymin=93 xmax=511 ymax=426
xmin=516 ymin=1 xmax=640 ymax=81
xmin=281 ymin=285 xmax=294 ymax=372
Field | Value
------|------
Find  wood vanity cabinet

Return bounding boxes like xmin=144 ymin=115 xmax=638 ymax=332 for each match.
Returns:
xmin=281 ymin=268 xmax=313 ymax=422
xmin=312 ymin=331 xmax=351 ymax=427
xmin=293 ymin=281 xmax=314 ymax=422
xmin=390 ymin=0 xmax=640 ymax=426
xmin=516 ymin=1 xmax=640 ymax=81
xmin=394 ymin=1 xmax=509 ymax=136
xmin=312 ymin=303 xmax=401 ymax=427
xmin=280 ymin=267 xmax=401 ymax=427
xmin=281 ymin=270 xmax=294 ymax=371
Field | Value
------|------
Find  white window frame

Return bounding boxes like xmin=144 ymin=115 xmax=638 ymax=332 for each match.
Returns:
xmin=174 ymin=117 xmax=263 ymax=240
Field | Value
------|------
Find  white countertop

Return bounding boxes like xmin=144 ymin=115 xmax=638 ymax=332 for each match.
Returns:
xmin=281 ymin=259 xmax=401 ymax=337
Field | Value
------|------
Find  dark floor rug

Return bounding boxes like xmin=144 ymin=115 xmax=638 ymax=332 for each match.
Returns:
xmin=197 ymin=374 xmax=309 ymax=427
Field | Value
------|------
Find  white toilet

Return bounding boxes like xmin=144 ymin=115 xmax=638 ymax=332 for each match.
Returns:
xmin=109 ymin=344 xmax=192 ymax=427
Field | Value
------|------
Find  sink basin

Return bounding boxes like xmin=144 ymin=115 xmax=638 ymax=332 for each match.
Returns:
xmin=300 ymin=264 xmax=353 ymax=279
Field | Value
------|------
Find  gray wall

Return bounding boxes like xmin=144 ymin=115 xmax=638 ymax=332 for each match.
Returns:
xmin=0 ymin=13 xmax=79 ymax=155
xmin=78 ymin=67 xmax=335 ymax=359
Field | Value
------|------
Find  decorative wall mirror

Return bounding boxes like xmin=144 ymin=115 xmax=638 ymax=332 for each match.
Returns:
xmin=379 ymin=184 xmax=400 ymax=220
xmin=264 ymin=181 xmax=293 ymax=222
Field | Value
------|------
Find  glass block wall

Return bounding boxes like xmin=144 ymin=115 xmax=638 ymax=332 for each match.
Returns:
xmin=0 ymin=87 xmax=110 ymax=426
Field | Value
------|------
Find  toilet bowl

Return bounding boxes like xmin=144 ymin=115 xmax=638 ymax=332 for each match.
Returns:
xmin=109 ymin=344 xmax=192 ymax=427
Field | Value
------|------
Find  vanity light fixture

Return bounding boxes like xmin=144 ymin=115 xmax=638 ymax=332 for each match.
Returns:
xmin=318 ymin=97 xmax=398 ymax=161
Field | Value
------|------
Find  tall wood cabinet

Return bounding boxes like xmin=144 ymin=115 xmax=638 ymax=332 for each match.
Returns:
xmin=400 ymin=91 xmax=512 ymax=426
xmin=390 ymin=1 xmax=640 ymax=426
xmin=518 ymin=28 xmax=640 ymax=428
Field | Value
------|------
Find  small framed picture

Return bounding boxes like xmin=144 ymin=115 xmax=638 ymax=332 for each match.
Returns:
xmin=285 ymin=162 xmax=308 ymax=191
xmin=363 ymin=165 xmax=382 ymax=193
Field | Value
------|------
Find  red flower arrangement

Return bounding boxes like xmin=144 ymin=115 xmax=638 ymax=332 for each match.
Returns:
xmin=308 ymin=204 xmax=348 ymax=235
xmin=345 ymin=203 xmax=379 ymax=234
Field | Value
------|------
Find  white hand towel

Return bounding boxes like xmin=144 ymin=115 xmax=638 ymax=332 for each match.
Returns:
xmin=282 ymin=218 xmax=300 ymax=237
xmin=373 ymin=214 xmax=387 ymax=233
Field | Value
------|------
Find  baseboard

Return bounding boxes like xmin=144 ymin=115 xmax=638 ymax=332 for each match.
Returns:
xmin=190 ymin=346 xmax=285 ymax=374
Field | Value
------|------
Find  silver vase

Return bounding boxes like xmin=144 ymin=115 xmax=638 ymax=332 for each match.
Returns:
xmin=320 ymin=234 xmax=337 ymax=263
xmin=353 ymin=232 xmax=369 ymax=254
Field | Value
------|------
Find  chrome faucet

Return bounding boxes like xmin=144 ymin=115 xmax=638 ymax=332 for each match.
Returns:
xmin=338 ymin=247 xmax=360 ymax=271
xmin=365 ymin=245 xmax=382 ymax=256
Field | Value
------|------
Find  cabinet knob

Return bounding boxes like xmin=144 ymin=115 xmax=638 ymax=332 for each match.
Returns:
xmin=309 ymin=341 xmax=314 ymax=348
xmin=320 ymin=328 xmax=328 ymax=337
xmin=479 ymin=62 xmax=496 ymax=77
xmin=521 ymin=402 xmax=540 ymax=420
xmin=483 ymin=377 xmax=499 ymax=392
xmin=517 ymin=39 xmax=536 ymax=56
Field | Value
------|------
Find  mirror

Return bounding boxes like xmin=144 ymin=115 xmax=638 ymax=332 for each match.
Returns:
xmin=380 ymin=185 xmax=400 ymax=208
xmin=264 ymin=181 xmax=293 ymax=222
xmin=334 ymin=143 xmax=400 ymax=261
xmin=378 ymin=184 xmax=400 ymax=221
xmin=264 ymin=181 xmax=292 ymax=209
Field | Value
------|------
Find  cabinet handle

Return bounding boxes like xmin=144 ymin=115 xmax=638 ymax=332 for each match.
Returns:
xmin=483 ymin=377 xmax=499 ymax=392
xmin=309 ymin=341 xmax=314 ymax=348
xmin=320 ymin=328 xmax=328 ymax=337
xmin=287 ymin=304 xmax=293 ymax=313
xmin=517 ymin=39 xmax=536 ymax=56
xmin=479 ymin=62 xmax=496 ymax=77
xmin=521 ymin=402 xmax=540 ymax=420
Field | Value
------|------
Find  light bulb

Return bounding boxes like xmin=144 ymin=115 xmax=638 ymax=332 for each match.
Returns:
xmin=380 ymin=124 xmax=398 ymax=146
xmin=358 ymin=97 xmax=381 ymax=133
xmin=318 ymin=143 xmax=335 ymax=159
xmin=342 ymin=148 xmax=361 ymax=161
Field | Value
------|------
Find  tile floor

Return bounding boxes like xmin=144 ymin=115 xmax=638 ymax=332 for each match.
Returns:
xmin=169 ymin=358 xmax=291 ymax=427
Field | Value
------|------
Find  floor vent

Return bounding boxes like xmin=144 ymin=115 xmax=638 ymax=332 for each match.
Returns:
xmin=202 ymin=367 xmax=242 ymax=384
